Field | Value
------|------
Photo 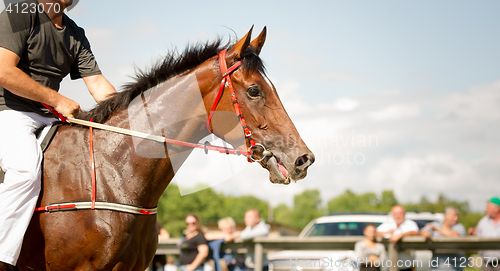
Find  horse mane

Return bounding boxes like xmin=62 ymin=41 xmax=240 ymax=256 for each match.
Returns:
xmin=78 ymin=38 xmax=265 ymax=123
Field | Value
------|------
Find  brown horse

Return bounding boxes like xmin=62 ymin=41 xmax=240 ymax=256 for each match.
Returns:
xmin=9 ymin=27 xmax=314 ymax=271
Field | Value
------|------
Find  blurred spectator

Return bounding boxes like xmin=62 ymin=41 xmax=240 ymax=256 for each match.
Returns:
xmin=205 ymin=217 xmax=239 ymax=242
xmin=219 ymin=217 xmax=245 ymax=271
xmin=376 ymin=205 xmax=418 ymax=271
xmin=205 ymin=217 xmax=245 ymax=271
xmin=165 ymin=256 xmax=178 ymax=271
xmin=377 ymin=205 xmax=419 ymax=242
xmin=240 ymin=209 xmax=270 ymax=240
xmin=158 ymin=221 xmax=171 ymax=241
xmin=218 ymin=217 xmax=240 ymax=242
xmin=355 ymin=224 xmax=387 ymax=271
xmin=421 ymin=207 xmax=465 ymax=238
xmin=179 ymin=214 xmax=209 ymax=271
xmin=420 ymin=207 xmax=466 ymax=271
xmin=236 ymin=209 xmax=270 ymax=271
xmin=470 ymin=197 xmax=500 ymax=271
xmin=153 ymin=221 xmax=170 ymax=271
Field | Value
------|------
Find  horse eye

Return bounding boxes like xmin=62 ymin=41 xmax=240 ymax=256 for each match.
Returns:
xmin=247 ymin=87 xmax=260 ymax=98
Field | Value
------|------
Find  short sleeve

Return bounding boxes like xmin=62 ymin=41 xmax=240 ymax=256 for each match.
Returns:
xmin=405 ymin=220 xmax=419 ymax=232
xmin=70 ymin=28 xmax=101 ymax=79
xmin=453 ymin=223 xmax=466 ymax=236
xmin=376 ymin=222 xmax=390 ymax=233
xmin=0 ymin=8 xmax=32 ymax=57
xmin=196 ymin=233 xmax=208 ymax=246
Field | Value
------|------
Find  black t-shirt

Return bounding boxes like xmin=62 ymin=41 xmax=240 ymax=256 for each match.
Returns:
xmin=179 ymin=232 xmax=208 ymax=265
xmin=0 ymin=0 xmax=101 ymax=117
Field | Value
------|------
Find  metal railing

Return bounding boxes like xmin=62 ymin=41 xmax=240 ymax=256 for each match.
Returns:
xmin=157 ymin=236 xmax=500 ymax=271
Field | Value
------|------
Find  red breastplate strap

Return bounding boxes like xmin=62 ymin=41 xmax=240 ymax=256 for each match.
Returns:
xmin=206 ymin=49 xmax=256 ymax=149
xmin=89 ymin=119 xmax=96 ymax=209
xmin=35 ymin=118 xmax=156 ymax=215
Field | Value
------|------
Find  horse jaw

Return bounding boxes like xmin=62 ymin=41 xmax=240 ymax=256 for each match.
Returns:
xmin=262 ymin=155 xmax=292 ymax=185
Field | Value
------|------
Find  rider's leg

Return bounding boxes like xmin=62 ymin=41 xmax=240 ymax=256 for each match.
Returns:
xmin=0 ymin=110 xmax=56 ymax=266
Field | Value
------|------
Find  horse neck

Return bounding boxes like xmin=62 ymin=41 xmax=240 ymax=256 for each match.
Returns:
xmin=99 ymin=71 xmax=216 ymax=206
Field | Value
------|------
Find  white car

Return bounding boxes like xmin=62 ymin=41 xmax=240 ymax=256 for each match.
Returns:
xmin=268 ymin=212 xmax=443 ymax=271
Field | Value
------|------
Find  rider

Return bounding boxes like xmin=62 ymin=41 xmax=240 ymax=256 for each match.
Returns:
xmin=0 ymin=0 xmax=116 ymax=267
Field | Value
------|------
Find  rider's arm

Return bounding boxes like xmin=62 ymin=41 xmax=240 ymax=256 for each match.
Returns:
xmin=83 ymin=74 xmax=116 ymax=103
xmin=0 ymin=47 xmax=80 ymax=118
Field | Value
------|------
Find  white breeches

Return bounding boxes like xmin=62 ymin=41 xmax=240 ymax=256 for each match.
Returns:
xmin=0 ymin=110 xmax=57 ymax=265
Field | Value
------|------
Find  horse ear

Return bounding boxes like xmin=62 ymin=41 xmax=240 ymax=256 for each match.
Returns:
xmin=250 ymin=26 xmax=267 ymax=56
xmin=229 ymin=25 xmax=253 ymax=59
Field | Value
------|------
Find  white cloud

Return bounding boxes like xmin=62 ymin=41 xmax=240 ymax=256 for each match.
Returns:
xmin=274 ymin=78 xmax=313 ymax=117
xmin=331 ymin=97 xmax=360 ymax=112
xmin=366 ymin=154 xmax=500 ymax=208
xmin=437 ymin=81 xmax=500 ymax=121
xmin=369 ymin=104 xmax=421 ymax=121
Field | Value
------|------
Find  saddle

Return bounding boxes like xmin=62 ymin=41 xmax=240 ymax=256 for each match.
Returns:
xmin=0 ymin=123 xmax=61 ymax=184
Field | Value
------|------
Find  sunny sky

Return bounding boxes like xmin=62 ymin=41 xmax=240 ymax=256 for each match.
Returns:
xmin=2 ymin=0 xmax=498 ymax=211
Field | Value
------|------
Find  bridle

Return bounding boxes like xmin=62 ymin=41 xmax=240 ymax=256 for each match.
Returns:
xmin=36 ymin=48 xmax=272 ymax=215
xmin=207 ymin=48 xmax=271 ymax=162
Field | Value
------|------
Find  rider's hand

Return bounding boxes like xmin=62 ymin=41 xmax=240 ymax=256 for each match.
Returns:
xmin=53 ymin=96 xmax=81 ymax=119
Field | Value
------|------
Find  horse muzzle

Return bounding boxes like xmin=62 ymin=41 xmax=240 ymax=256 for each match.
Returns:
xmin=259 ymin=150 xmax=315 ymax=185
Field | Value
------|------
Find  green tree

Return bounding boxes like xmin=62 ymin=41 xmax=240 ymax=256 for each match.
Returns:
xmin=403 ymin=193 xmax=479 ymax=229
xmin=273 ymin=203 xmax=292 ymax=226
xmin=460 ymin=212 xmax=484 ymax=231
xmin=290 ymin=189 xmax=323 ymax=229
xmin=157 ymin=184 xmax=225 ymax=237
xmin=379 ymin=190 xmax=398 ymax=211
xmin=222 ymin=195 xmax=268 ymax=222
xmin=327 ymin=190 xmax=357 ymax=212
xmin=327 ymin=190 xmax=383 ymax=213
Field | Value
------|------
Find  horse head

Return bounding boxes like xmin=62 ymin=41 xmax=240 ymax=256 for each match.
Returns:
xmin=202 ymin=27 xmax=315 ymax=185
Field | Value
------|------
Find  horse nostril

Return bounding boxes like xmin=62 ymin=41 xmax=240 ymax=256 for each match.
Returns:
xmin=295 ymin=155 xmax=309 ymax=167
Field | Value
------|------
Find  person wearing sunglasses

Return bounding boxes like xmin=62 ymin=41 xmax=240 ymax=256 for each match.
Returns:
xmin=179 ymin=214 xmax=209 ymax=271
